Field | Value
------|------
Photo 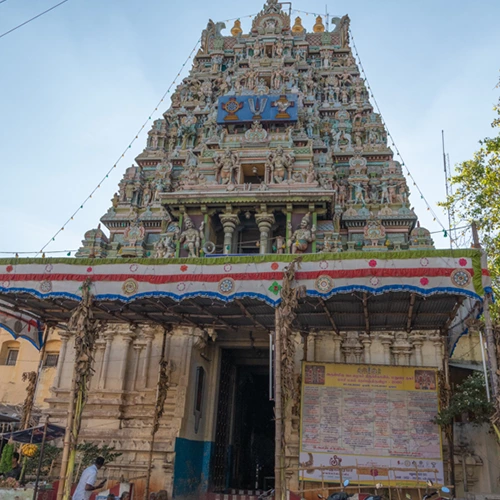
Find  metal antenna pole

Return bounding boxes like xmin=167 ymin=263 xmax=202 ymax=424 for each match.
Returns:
xmin=442 ymin=130 xmax=453 ymax=249
xmin=325 ymin=4 xmax=329 ymax=31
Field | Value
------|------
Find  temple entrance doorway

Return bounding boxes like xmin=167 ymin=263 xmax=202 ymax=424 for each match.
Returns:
xmin=211 ymin=348 xmax=275 ymax=492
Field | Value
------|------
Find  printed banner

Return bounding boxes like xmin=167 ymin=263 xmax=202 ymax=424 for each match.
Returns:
xmin=299 ymin=363 xmax=444 ymax=486
xmin=217 ymin=94 xmax=298 ymax=123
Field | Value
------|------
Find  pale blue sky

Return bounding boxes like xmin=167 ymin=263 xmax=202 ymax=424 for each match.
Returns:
xmin=1 ymin=0 xmax=499 ymax=255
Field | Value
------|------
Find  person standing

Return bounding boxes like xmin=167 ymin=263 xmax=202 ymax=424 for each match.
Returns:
xmin=72 ymin=456 xmax=106 ymax=500
xmin=2 ymin=451 xmax=22 ymax=481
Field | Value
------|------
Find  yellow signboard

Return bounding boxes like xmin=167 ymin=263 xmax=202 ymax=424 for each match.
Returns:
xmin=299 ymin=363 xmax=443 ymax=486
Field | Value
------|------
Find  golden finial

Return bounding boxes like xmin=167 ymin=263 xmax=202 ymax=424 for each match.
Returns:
xmin=313 ymin=15 xmax=325 ymax=33
xmin=231 ymin=19 xmax=243 ymax=36
xmin=291 ymin=16 xmax=304 ymax=34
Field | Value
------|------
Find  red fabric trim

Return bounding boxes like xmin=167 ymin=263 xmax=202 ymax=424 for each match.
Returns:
xmin=482 ymin=269 xmax=491 ymax=276
xmin=0 ymin=267 xmax=475 ymax=284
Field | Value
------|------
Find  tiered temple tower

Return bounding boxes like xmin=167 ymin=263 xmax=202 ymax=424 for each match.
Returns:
xmin=76 ymin=0 xmax=434 ymax=260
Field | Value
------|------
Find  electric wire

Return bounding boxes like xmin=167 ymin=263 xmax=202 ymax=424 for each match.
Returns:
xmin=0 ymin=0 xmax=70 ymax=40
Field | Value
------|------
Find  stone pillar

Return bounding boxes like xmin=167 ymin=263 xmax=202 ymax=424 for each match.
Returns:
xmin=341 ymin=332 xmax=363 ymax=363
xmin=314 ymin=332 xmax=324 ymax=362
xmin=410 ymin=334 xmax=424 ymax=366
xmin=430 ymin=333 xmax=444 ymax=367
xmin=392 ymin=333 xmax=412 ymax=366
xmin=53 ymin=332 xmax=70 ymax=389
xmin=255 ymin=212 xmax=275 ymax=254
xmin=306 ymin=331 xmax=316 ymax=361
xmin=99 ymin=332 xmax=114 ymax=389
xmin=219 ymin=213 xmax=240 ymax=254
xmin=379 ymin=333 xmax=393 ymax=365
xmin=331 ymin=333 xmax=343 ymax=363
xmin=141 ymin=328 xmax=156 ymax=389
xmin=132 ymin=343 xmax=143 ymax=391
xmin=360 ymin=334 xmax=372 ymax=364
xmin=119 ymin=329 xmax=136 ymax=391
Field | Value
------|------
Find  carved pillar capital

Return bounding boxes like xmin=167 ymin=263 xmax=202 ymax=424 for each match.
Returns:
xmin=409 ymin=333 xmax=425 ymax=366
xmin=379 ymin=333 xmax=393 ymax=364
xmin=341 ymin=331 xmax=363 ymax=363
xmin=255 ymin=211 xmax=276 ymax=254
xmin=219 ymin=212 xmax=240 ymax=254
xmin=359 ymin=333 xmax=372 ymax=364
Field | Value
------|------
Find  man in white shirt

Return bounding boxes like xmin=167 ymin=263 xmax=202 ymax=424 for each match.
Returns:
xmin=72 ymin=456 xmax=106 ymax=500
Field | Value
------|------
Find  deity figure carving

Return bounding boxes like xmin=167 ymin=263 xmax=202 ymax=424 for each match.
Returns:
xmin=244 ymin=120 xmax=268 ymax=142
xmin=275 ymin=39 xmax=284 ymax=57
xmin=379 ymin=181 xmax=397 ymax=205
xmin=180 ymin=165 xmax=205 ymax=188
xmin=305 ymin=162 xmax=317 ymax=184
xmin=211 ymin=55 xmax=223 ymax=73
xmin=369 ymin=184 xmax=379 ymax=203
xmin=266 ymin=145 xmax=294 ymax=184
xmin=253 ymin=40 xmax=262 ymax=58
xmin=142 ymin=182 xmax=152 ymax=207
xmin=397 ymin=182 xmax=408 ymax=205
xmin=287 ymin=212 xmax=316 ymax=254
xmin=178 ymin=112 xmax=198 ymax=148
xmin=111 ymin=193 xmax=119 ymax=209
xmin=214 ymin=149 xmax=240 ymax=185
xmin=124 ymin=182 xmax=135 ymax=203
xmin=154 ymin=235 xmax=176 ymax=258
xmin=200 ymin=80 xmax=213 ymax=103
xmin=364 ymin=218 xmax=386 ymax=246
xmin=200 ymin=20 xmax=226 ymax=53
xmin=274 ymin=235 xmax=286 ymax=254
xmin=123 ymin=217 xmax=145 ymax=246
xmin=338 ymin=182 xmax=347 ymax=206
xmin=333 ymin=129 xmax=352 ymax=151
xmin=351 ymin=182 xmax=366 ymax=205
xmin=291 ymin=170 xmax=305 ymax=183
xmin=179 ymin=216 xmax=205 ymax=258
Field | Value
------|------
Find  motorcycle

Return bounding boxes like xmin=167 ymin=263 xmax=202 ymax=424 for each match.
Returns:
xmin=318 ymin=480 xmax=385 ymax=500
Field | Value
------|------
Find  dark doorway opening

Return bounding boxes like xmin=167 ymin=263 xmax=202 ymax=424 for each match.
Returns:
xmin=211 ymin=349 xmax=275 ymax=492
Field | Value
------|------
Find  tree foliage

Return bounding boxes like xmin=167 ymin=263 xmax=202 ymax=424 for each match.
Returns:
xmin=434 ymin=372 xmax=494 ymax=427
xmin=0 ymin=443 xmax=14 ymax=474
xmin=440 ymin=79 xmax=500 ymax=315
xmin=76 ymin=442 xmax=122 ymax=471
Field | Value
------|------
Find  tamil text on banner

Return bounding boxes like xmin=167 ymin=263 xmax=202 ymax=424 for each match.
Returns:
xmin=299 ymin=363 xmax=444 ymax=486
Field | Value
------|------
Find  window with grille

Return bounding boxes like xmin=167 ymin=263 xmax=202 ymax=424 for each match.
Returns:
xmin=6 ymin=349 xmax=19 ymax=366
xmin=44 ymin=353 xmax=59 ymax=368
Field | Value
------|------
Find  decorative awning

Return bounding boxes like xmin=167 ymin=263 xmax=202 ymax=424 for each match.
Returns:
xmin=0 ymin=249 xmax=491 ymax=351
xmin=0 ymin=301 xmax=44 ymax=350
xmin=1 ymin=423 xmax=65 ymax=443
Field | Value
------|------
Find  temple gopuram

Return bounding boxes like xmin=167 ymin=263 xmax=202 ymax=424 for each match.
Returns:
xmin=0 ymin=1 xmax=497 ymax=499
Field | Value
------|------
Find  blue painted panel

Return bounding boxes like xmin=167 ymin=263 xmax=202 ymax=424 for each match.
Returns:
xmin=173 ymin=437 xmax=214 ymax=498
xmin=217 ymin=94 xmax=298 ymax=123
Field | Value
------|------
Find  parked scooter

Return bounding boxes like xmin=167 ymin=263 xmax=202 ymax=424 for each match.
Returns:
xmin=421 ymin=480 xmax=452 ymax=500
xmin=318 ymin=479 xmax=352 ymax=500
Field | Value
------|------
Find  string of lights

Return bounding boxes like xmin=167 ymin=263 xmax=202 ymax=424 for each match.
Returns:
xmin=348 ymin=29 xmax=449 ymax=237
xmin=9 ymin=13 xmax=456 ymax=258
xmin=34 ymin=13 xmax=261 ymax=258
xmin=35 ymin=38 xmax=202 ymax=257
